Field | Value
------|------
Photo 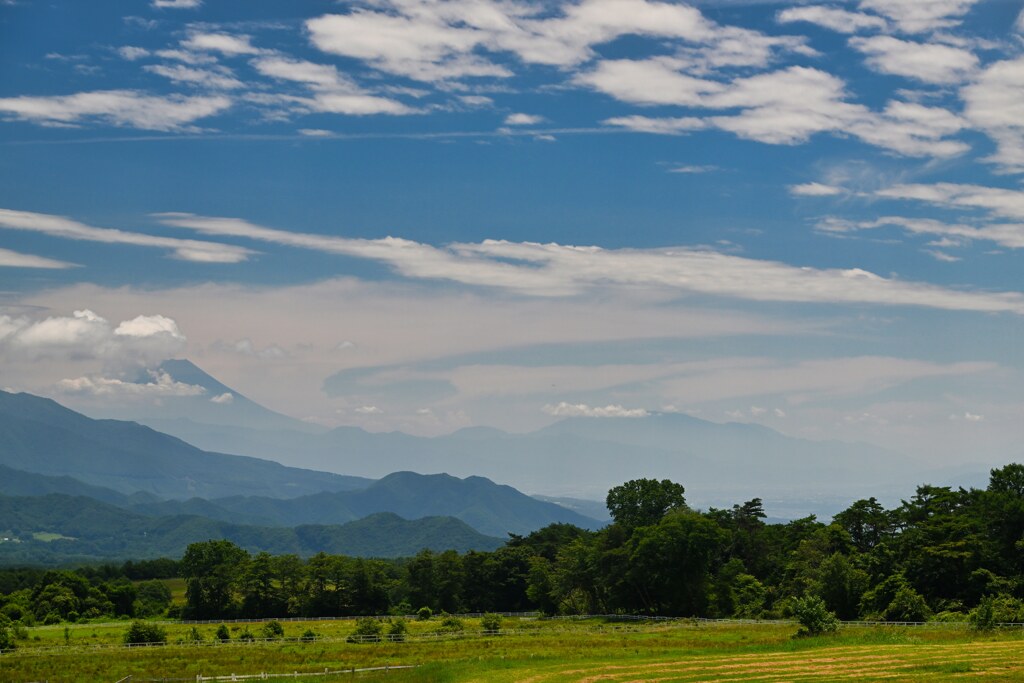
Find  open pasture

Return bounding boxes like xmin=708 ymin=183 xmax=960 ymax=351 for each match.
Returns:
xmin=4 ymin=618 xmax=1024 ymax=682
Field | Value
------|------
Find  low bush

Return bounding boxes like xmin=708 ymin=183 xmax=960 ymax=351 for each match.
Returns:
xmin=123 ymin=621 xmax=167 ymax=645
xmin=481 ymin=613 xmax=503 ymax=633
xmin=347 ymin=617 xmax=383 ymax=643
xmin=792 ymin=595 xmax=839 ymax=638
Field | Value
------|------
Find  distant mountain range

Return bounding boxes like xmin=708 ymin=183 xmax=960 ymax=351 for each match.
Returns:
xmin=130 ymin=360 xmax=928 ymax=508
xmin=0 ymin=389 xmax=370 ymax=500
xmin=128 ymin=471 xmax=600 ymax=538
xmin=0 ymin=390 xmax=604 ymax=563
xmin=0 ymin=493 xmax=502 ymax=564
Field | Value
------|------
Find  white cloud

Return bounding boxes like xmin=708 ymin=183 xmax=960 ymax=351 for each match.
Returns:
xmin=56 ymin=370 xmax=205 ymax=397
xmin=504 ymin=113 xmax=544 ymax=125
xmin=593 ymin=63 xmax=966 ymax=156
xmin=152 ymin=0 xmax=201 ymax=8
xmin=924 ymin=249 xmax=961 ymax=262
xmin=215 ymin=337 xmax=288 ymax=360
xmin=876 ymin=183 xmax=1024 ymax=220
xmin=790 ymin=182 xmax=845 ymax=196
xmin=118 ymin=46 xmax=150 ymax=61
xmin=604 ymin=115 xmax=706 ymax=135
xmin=155 ymin=212 xmax=1024 ymax=315
xmin=298 ymin=128 xmax=333 ymax=137
xmin=0 ymin=248 xmax=76 ymax=269
xmin=961 ymin=57 xmax=1024 ymax=173
xmin=355 ymin=405 xmax=383 ymax=415
xmin=210 ymin=391 xmax=234 ymax=404
xmin=181 ymin=32 xmax=262 ymax=56
xmin=777 ymin=6 xmax=889 ymax=33
xmin=0 ymin=90 xmax=231 ymax=131
xmin=543 ymin=402 xmax=649 ymax=418
xmin=667 ymin=165 xmax=717 ymax=174
xmin=305 ymin=0 xmax=809 ymax=83
xmin=143 ymin=64 xmax=244 ymax=90
xmin=0 ymin=208 xmax=253 ymax=263
xmin=576 ymin=57 xmax=723 ymax=106
xmin=250 ymin=56 xmax=416 ymax=116
xmin=1016 ymin=8 xmax=1024 ymax=32
xmin=850 ymin=35 xmax=977 ymax=84
xmin=827 ymin=214 xmax=1024 ymax=251
xmin=857 ymin=0 xmax=982 ymax=33
xmin=0 ymin=309 xmax=186 ymax=366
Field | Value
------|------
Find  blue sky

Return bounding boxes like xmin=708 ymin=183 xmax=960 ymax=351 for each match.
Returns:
xmin=1 ymin=0 xmax=1024 ymax=468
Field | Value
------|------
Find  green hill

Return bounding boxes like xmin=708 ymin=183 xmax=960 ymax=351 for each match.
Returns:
xmin=0 ymin=494 xmax=503 ymax=564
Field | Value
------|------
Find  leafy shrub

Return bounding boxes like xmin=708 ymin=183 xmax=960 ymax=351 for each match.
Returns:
xmin=792 ymin=595 xmax=839 ymax=638
xmin=970 ymin=595 xmax=997 ymax=632
xmin=215 ymin=624 xmax=230 ymax=641
xmin=182 ymin=626 xmax=204 ymax=643
xmin=300 ymin=628 xmax=317 ymax=642
xmin=386 ymin=617 xmax=408 ymax=642
xmin=123 ymin=621 xmax=167 ymax=645
xmin=347 ymin=617 xmax=383 ymax=643
xmin=238 ymin=627 xmax=255 ymax=642
xmin=0 ymin=615 xmax=14 ymax=651
xmin=436 ymin=615 xmax=465 ymax=634
xmin=417 ymin=606 xmax=432 ymax=621
xmin=260 ymin=620 xmax=285 ymax=639
xmin=480 ymin=613 xmax=502 ymax=633
xmin=883 ymin=586 xmax=930 ymax=622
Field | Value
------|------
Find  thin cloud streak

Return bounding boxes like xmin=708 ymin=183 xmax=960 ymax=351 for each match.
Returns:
xmin=155 ymin=212 xmax=1024 ymax=314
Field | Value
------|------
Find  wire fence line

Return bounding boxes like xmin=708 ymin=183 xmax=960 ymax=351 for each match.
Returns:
xmin=5 ymin=615 xmax=1024 ymax=658
xmin=122 ymin=664 xmax=418 ymax=682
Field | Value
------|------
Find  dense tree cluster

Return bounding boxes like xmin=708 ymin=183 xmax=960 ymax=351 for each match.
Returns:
xmin=3 ymin=466 xmax=1024 ymax=625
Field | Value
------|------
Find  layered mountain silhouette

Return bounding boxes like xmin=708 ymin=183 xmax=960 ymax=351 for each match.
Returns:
xmin=129 ymin=471 xmax=600 ymax=537
xmin=0 ymin=390 xmax=368 ymax=500
xmin=132 ymin=360 xmax=925 ymax=506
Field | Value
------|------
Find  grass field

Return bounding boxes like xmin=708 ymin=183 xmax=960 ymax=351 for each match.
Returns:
xmin=3 ymin=618 xmax=1024 ymax=682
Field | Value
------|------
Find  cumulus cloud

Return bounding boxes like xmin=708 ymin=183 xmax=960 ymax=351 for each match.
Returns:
xmin=850 ymin=35 xmax=978 ymax=84
xmin=0 ymin=90 xmax=231 ymax=131
xmin=857 ymin=0 xmax=983 ymax=33
xmin=543 ymin=402 xmax=649 ymax=418
xmin=590 ymin=63 xmax=967 ymax=157
xmin=0 ymin=208 xmax=253 ymax=263
xmin=155 ymin=212 xmax=1024 ymax=314
xmin=305 ymin=0 xmax=809 ymax=83
xmin=250 ymin=56 xmax=415 ymax=116
xmin=210 ymin=391 xmax=234 ymax=404
xmin=0 ymin=248 xmax=76 ymax=269
xmin=56 ymin=370 xmax=205 ymax=397
xmin=355 ymin=405 xmax=383 ymax=415
xmin=961 ymin=57 xmax=1024 ymax=173
xmin=0 ymin=309 xmax=186 ymax=366
xmin=776 ymin=6 xmax=889 ymax=33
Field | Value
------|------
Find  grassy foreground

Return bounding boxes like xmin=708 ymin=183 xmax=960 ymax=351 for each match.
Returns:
xmin=3 ymin=618 xmax=1024 ymax=682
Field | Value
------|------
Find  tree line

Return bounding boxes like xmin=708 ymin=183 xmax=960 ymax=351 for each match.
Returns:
xmin=2 ymin=465 xmax=1024 ymax=628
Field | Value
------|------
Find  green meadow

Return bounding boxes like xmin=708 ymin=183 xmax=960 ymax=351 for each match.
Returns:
xmin=3 ymin=618 xmax=1024 ymax=682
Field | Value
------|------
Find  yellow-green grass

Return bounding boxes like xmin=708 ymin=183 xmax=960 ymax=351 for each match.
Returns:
xmin=4 ymin=619 xmax=1024 ymax=682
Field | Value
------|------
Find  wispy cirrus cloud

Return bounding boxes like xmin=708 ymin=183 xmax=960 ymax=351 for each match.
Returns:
xmin=0 ymin=247 xmax=76 ymax=269
xmin=0 ymin=90 xmax=230 ymax=131
xmin=154 ymin=212 xmax=1024 ymax=314
xmin=0 ymin=208 xmax=253 ymax=263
